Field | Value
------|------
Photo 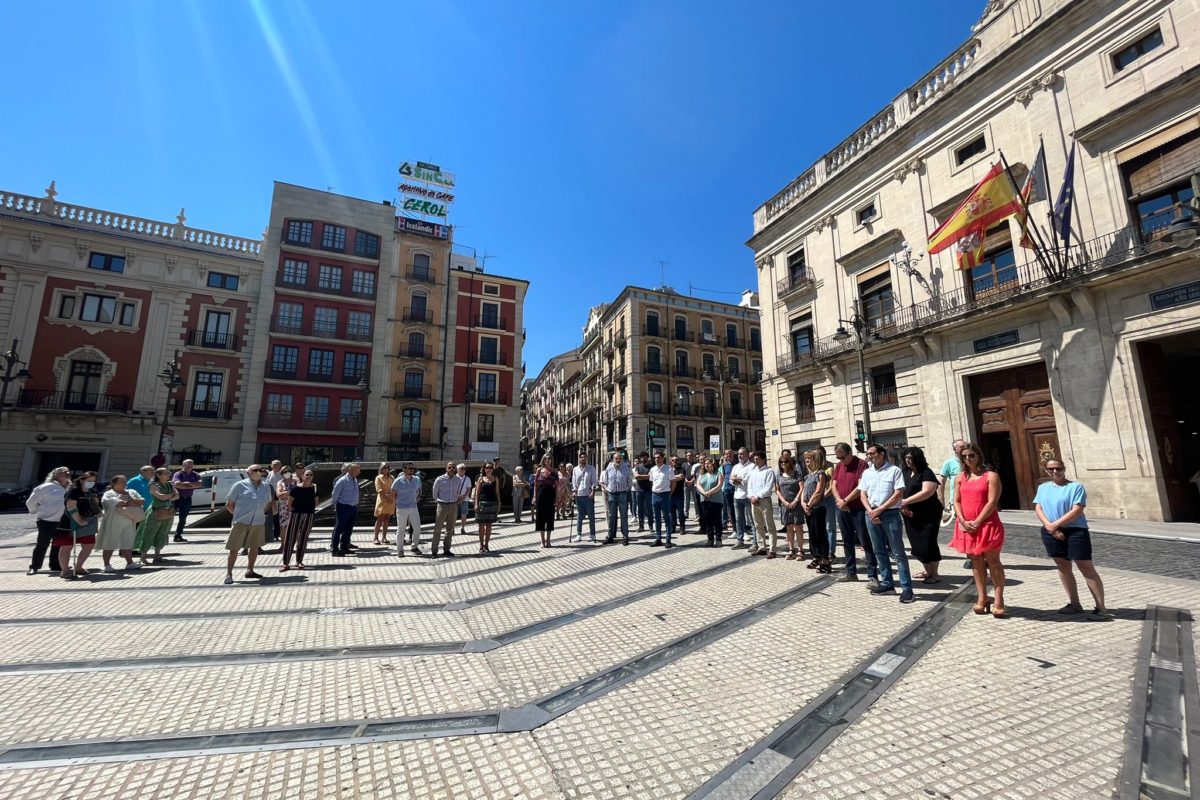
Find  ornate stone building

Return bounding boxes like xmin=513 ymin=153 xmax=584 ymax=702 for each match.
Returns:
xmin=750 ymin=0 xmax=1200 ymax=520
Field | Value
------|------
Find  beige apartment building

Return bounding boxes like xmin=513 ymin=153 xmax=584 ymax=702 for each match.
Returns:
xmin=567 ymin=285 xmax=765 ymax=464
xmin=520 ymin=350 xmax=583 ymax=467
xmin=749 ymin=0 xmax=1200 ymax=520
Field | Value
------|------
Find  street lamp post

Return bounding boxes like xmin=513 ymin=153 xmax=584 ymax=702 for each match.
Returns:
xmin=462 ymin=386 xmax=475 ymax=459
xmin=357 ymin=376 xmax=371 ymax=461
xmin=156 ymin=351 xmax=184 ymax=462
xmin=701 ymin=364 xmax=730 ymax=455
xmin=0 ymin=339 xmax=32 ymax=421
xmin=832 ymin=300 xmax=875 ymax=446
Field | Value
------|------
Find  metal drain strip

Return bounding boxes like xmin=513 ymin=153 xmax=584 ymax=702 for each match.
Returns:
xmin=1117 ymin=605 xmax=1199 ymax=800
xmin=686 ymin=580 xmax=974 ymax=800
xmin=0 ymin=541 xmax=687 ymax=626
xmin=0 ymin=575 xmax=835 ymax=768
xmin=0 ymin=551 xmax=754 ymax=674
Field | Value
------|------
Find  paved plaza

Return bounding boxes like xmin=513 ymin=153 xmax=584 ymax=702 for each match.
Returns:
xmin=0 ymin=510 xmax=1195 ymax=799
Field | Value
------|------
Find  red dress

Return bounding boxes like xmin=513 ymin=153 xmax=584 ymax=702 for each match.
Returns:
xmin=951 ymin=471 xmax=1005 ymax=554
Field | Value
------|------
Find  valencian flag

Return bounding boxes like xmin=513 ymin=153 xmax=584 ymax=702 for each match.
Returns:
xmin=928 ymin=162 xmax=1024 ymax=270
xmin=1017 ymin=141 xmax=1049 ymax=247
xmin=1053 ymin=140 xmax=1077 ymax=249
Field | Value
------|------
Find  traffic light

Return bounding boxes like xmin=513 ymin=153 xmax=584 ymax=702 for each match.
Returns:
xmin=648 ymin=424 xmax=658 ymax=438
xmin=854 ymin=420 xmax=866 ymax=453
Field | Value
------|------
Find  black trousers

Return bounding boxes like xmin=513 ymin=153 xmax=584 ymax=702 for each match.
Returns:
xmin=30 ymin=519 xmax=60 ymax=571
xmin=805 ymin=506 xmax=829 ymax=559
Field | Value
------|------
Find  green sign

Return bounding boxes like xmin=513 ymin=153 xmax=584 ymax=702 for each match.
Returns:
xmin=402 ymin=197 xmax=449 ymax=218
xmin=399 ymin=161 xmax=456 ymax=189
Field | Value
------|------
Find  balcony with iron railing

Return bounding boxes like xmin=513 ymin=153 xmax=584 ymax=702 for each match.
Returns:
xmin=393 ymin=384 xmax=432 ymax=400
xmin=475 ymin=315 xmax=507 ymax=330
xmin=259 ymin=409 xmax=360 ymax=432
xmin=174 ymin=398 xmax=234 ymax=420
xmin=644 ymin=362 xmax=667 ymax=376
xmin=276 ymin=275 xmax=377 ymax=302
xmin=406 ymin=266 xmax=437 ymax=284
xmin=387 ymin=428 xmax=435 ymax=447
xmin=470 ymin=350 xmax=509 ymax=366
xmin=871 ymin=388 xmax=900 ymax=411
xmin=796 ymin=404 xmax=816 ymax=423
xmin=672 ymin=365 xmax=697 ymax=379
xmin=185 ymin=329 xmax=238 ymax=350
xmin=269 ymin=316 xmax=373 ymax=343
xmin=777 ymin=270 xmax=815 ymax=299
xmin=403 ymin=307 xmax=435 ymax=324
xmin=671 ymin=328 xmax=695 ymax=342
xmin=16 ymin=389 xmax=130 ymax=413
xmin=398 ymin=345 xmax=434 ymax=360
xmin=642 ymin=325 xmax=665 ymax=339
xmin=472 ymin=391 xmax=510 ymax=406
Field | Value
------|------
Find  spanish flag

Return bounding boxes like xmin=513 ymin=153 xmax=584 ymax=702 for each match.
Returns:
xmin=928 ymin=162 xmax=1024 ymax=258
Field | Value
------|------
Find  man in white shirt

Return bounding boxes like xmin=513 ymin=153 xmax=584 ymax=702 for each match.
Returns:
xmin=729 ymin=448 xmax=755 ymax=550
xmin=747 ymin=450 xmax=779 ymax=557
xmin=682 ymin=451 xmax=697 ymax=519
xmin=648 ymin=452 xmax=676 ymax=547
xmin=600 ymin=452 xmax=633 ymax=544
xmin=26 ymin=466 xmax=70 ymax=575
xmin=858 ymin=444 xmax=913 ymax=603
xmin=572 ymin=454 xmax=599 ymax=543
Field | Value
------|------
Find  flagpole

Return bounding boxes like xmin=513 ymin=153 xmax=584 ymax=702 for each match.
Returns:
xmin=998 ymin=150 xmax=1058 ymax=279
xmin=1038 ymin=135 xmax=1065 ymax=273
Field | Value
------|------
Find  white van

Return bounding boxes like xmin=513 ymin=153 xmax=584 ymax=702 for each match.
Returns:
xmin=188 ymin=469 xmax=249 ymax=511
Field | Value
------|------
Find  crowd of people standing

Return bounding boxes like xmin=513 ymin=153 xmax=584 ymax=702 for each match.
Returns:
xmin=22 ymin=447 xmax=1110 ymax=617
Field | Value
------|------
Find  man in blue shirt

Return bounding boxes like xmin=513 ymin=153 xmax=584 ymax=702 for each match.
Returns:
xmin=391 ymin=462 xmax=423 ymax=556
xmin=600 ymin=452 xmax=633 ymax=544
xmin=329 ymin=462 xmax=361 ymax=557
xmin=430 ymin=462 xmax=460 ymax=557
xmin=1034 ymin=459 xmax=1108 ymax=618
xmin=222 ymin=464 xmax=274 ymax=584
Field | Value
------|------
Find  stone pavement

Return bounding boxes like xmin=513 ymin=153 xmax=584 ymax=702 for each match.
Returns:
xmin=0 ymin=507 xmax=1195 ymax=799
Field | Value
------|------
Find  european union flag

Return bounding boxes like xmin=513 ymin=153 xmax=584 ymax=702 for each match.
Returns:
xmin=1053 ymin=141 xmax=1077 ymax=249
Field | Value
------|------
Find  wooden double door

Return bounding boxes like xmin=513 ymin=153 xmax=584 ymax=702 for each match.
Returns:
xmin=969 ymin=362 xmax=1060 ymax=510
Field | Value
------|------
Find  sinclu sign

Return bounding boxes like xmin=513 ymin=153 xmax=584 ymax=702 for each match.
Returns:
xmin=399 ymin=161 xmax=456 ymax=189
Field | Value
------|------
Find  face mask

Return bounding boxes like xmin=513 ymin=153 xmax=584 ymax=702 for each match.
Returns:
xmin=83 ymin=481 xmax=96 ymax=491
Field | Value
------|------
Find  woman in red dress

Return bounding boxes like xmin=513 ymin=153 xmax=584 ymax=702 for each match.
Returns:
xmin=950 ymin=442 xmax=1007 ymax=617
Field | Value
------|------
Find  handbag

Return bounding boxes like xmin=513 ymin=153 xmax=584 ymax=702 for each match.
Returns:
xmin=120 ymin=505 xmax=147 ymax=523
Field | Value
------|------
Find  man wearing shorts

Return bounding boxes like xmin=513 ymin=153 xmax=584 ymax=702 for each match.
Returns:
xmin=1034 ymin=459 xmax=1109 ymax=618
xmin=223 ymin=464 xmax=274 ymax=585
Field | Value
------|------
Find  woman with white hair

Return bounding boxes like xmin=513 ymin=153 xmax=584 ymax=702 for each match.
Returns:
xmin=97 ymin=475 xmax=145 ymax=572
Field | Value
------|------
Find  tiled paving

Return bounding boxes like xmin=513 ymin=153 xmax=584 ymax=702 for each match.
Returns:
xmin=0 ymin=509 xmax=1195 ymax=799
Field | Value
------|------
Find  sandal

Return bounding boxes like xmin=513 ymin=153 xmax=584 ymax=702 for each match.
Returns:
xmin=279 ymin=565 xmax=289 ymax=572
xmin=806 ymin=559 xmax=819 ymax=569
xmin=921 ymin=575 xmax=941 ymax=584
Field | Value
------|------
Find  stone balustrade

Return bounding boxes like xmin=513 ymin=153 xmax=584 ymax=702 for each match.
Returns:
xmin=755 ymin=37 xmax=983 ymax=233
xmin=0 ymin=188 xmax=261 ymax=257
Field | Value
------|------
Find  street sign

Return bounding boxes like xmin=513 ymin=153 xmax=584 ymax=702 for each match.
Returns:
xmin=709 ymin=434 xmax=720 ymax=455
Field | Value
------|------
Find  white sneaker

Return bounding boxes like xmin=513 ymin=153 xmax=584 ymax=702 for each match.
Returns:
xmin=103 ymin=564 xmax=115 ymax=573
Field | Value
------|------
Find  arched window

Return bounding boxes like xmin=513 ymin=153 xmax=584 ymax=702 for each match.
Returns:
xmin=406 ymin=331 xmax=426 ymax=357
xmin=702 ymin=352 xmax=715 ymax=372
xmin=675 ymin=349 xmax=689 ymax=375
xmin=701 ymin=319 xmax=714 ymax=335
xmin=752 ymin=359 xmax=762 ymax=380
xmin=400 ymin=408 xmax=423 ymax=442
xmin=676 ymin=425 xmax=694 ymax=448
xmin=676 ymin=385 xmax=692 ymax=415
xmin=646 ymin=311 xmax=660 ymax=335
xmin=704 ymin=389 xmax=718 ymax=414
xmin=409 ymin=291 xmax=429 ymax=321
xmin=728 ymin=355 xmax=741 ymax=377
xmin=403 ymin=370 xmax=425 ymax=398
xmin=729 ymin=390 xmax=743 ymax=416
xmin=647 ymin=382 xmax=664 ymax=413
xmin=646 ymin=346 xmax=661 ymax=373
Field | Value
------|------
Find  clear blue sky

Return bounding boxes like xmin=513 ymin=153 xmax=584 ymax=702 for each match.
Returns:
xmin=1 ymin=1 xmax=980 ymax=377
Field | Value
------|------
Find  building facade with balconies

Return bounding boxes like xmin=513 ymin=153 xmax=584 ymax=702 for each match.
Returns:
xmin=0 ymin=183 xmax=262 ymax=482
xmin=442 ymin=254 xmax=528 ymax=466
xmin=521 ymin=349 xmax=583 ymax=469
xmin=568 ymin=286 xmax=764 ymax=462
xmin=750 ymin=0 xmax=1200 ymax=520
xmin=240 ymin=183 xmax=396 ymax=464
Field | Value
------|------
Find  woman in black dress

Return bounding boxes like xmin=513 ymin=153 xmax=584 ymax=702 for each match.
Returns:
xmin=899 ymin=447 xmax=944 ymax=583
xmin=280 ymin=469 xmax=317 ymax=571
xmin=532 ymin=455 xmax=558 ymax=547
xmin=474 ymin=462 xmax=500 ymax=553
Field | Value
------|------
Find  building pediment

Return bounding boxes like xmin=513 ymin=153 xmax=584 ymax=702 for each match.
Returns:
xmin=835 ymin=229 xmax=904 ymax=273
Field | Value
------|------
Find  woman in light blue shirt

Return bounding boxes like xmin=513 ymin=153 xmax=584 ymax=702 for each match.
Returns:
xmin=1033 ymin=459 xmax=1108 ymax=618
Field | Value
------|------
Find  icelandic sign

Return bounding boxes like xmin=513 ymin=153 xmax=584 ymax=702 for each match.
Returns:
xmin=399 ymin=161 xmax=456 ymax=189
xmin=397 ymin=217 xmax=449 ymax=240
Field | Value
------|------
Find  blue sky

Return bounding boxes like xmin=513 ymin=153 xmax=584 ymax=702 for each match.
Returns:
xmin=1 ymin=1 xmax=981 ymax=377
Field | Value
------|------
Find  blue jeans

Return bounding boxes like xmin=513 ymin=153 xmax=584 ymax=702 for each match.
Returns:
xmin=823 ymin=495 xmax=838 ymax=558
xmin=575 ymin=496 xmax=596 ymax=540
xmin=651 ymin=493 xmax=674 ymax=543
xmin=734 ymin=498 xmax=754 ymax=546
xmin=333 ymin=502 xmax=356 ymax=552
xmin=671 ymin=493 xmax=686 ymax=532
xmin=174 ymin=496 xmax=193 ymax=538
xmin=722 ymin=490 xmax=735 ymax=529
xmin=634 ymin=491 xmax=652 ymax=529
xmin=607 ymin=491 xmax=629 ymax=539
xmin=837 ymin=506 xmax=876 ymax=579
xmin=865 ymin=508 xmax=911 ymax=591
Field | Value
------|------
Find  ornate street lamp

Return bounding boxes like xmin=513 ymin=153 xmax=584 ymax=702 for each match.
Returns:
xmin=156 ymin=351 xmax=184 ymax=463
xmin=357 ymin=376 xmax=371 ymax=460
xmin=0 ymin=339 xmax=32 ymax=420
xmin=701 ymin=364 xmax=730 ymax=455
xmin=832 ymin=301 xmax=878 ymax=446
